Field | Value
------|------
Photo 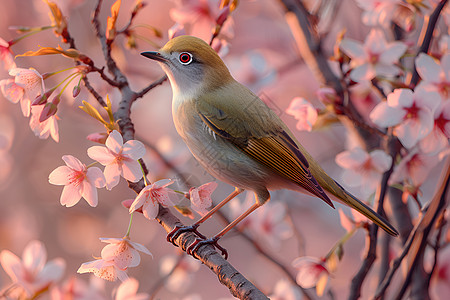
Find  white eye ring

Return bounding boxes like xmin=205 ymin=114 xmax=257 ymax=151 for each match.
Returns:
xmin=178 ymin=52 xmax=193 ymax=65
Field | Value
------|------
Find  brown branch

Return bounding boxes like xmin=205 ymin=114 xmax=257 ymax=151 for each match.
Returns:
xmin=375 ymin=157 xmax=450 ymax=299
xmin=135 ymin=75 xmax=167 ymax=100
xmin=408 ymin=0 xmax=448 ymax=88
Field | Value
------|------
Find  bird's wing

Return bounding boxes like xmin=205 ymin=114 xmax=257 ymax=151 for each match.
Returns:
xmin=196 ymin=83 xmax=334 ymax=208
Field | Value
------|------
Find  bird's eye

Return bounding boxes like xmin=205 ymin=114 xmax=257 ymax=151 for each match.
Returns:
xmin=178 ymin=52 xmax=193 ymax=65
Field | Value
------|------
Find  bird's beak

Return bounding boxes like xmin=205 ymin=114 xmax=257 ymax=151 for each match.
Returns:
xmin=141 ymin=51 xmax=168 ymax=63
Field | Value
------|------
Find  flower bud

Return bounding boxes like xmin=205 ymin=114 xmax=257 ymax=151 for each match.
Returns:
xmin=39 ymin=101 xmax=58 ymax=122
xmin=73 ymin=85 xmax=81 ymax=98
xmin=216 ymin=6 xmax=230 ymax=27
xmin=86 ymin=132 xmax=108 ymax=144
xmin=32 ymin=88 xmax=55 ymax=106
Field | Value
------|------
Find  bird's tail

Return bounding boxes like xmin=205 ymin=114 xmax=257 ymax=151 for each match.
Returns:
xmin=306 ymin=152 xmax=399 ymax=236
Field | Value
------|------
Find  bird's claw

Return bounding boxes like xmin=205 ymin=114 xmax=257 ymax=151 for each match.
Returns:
xmin=166 ymin=224 xmax=205 ymax=246
xmin=187 ymin=236 xmax=228 ymax=260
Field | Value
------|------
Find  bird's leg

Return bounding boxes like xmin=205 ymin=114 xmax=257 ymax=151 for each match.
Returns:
xmin=187 ymin=202 xmax=262 ymax=259
xmin=167 ymin=187 xmax=244 ymax=246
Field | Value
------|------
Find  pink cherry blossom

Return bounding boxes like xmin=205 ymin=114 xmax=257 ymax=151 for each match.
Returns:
xmin=170 ymin=0 xmax=233 ymax=40
xmin=29 ymin=104 xmax=59 ymax=142
xmin=0 ymin=78 xmax=30 ymax=117
xmin=87 ymin=130 xmax=146 ymax=190
xmin=168 ymin=22 xmax=186 ymax=40
xmin=8 ymin=67 xmax=45 ymax=116
xmin=51 ymin=276 xmax=106 ymax=300
xmin=389 ymin=149 xmax=440 ymax=187
xmin=370 ymin=88 xmax=441 ymax=148
xmin=0 ymin=37 xmax=16 ymax=70
xmin=354 ymin=0 xmax=400 ymax=27
xmin=160 ymin=255 xmax=200 ymax=293
xmin=335 ymin=147 xmax=392 ymax=198
xmin=338 ymin=208 xmax=368 ymax=233
xmin=248 ymin=201 xmax=293 ymax=250
xmin=419 ymin=100 xmax=450 ymax=154
xmin=128 ymin=179 xmax=180 ymax=219
xmin=286 ymin=97 xmax=318 ymax=132
xmin=115 ymin=278 xmax=149 ymax=300
xmin=292 ymin=256 xmax=329 ymax=295
xmin=415 ymin=53 xmax=450 ymax=100
xmin=49 ymin=155 xmax=106 ymax=207
xmin=340 ymin=29 xmax=407 ymax=82
xmin=189 ymin=181 xmax=217 ymax=216
xmin=269 ymin=279 xmax=302 ymax=300
xmin=77 ymin=259 xmax=128 ymax=282
xmin=0 ymin=240 xmax=65 ymax=297
xmin=100 ymin=237 xmax=152 ymax=271
xmin=78 ymin=237 xmax=152 ymax=282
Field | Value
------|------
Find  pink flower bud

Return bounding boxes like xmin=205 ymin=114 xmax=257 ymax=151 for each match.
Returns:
xmin=32 ymin=88 xmax=55 ymax=106
xmin=39 ymin=102 xmax=58 ymax=122
xmin=216 ymin=6 xmax=230 ymax=27
xmin=168 ymin=23 xmax=186 ymax=40
xmin=316 ymin=87 xmax=337 ymax=104
xmin=86 ymin=132 xmax=108 ymax=144
xmin=73 ymin=85 xmax=81 ymax=97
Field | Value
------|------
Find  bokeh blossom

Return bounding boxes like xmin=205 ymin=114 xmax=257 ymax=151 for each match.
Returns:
xmin=269 ymin=279 xmax=302 ymax=300
xmin=51 ymin=276 xmax=106 ymax=300
xmin=129 ymin=179 xmax=180 ymax=219
xmin=49 ymin=155 xmax=106 ymax=207
xmin=292 ymin=256 xmax=329 ymax=296
xmin=419 ymin=100 xmax=450 ymax=154
xmin=189 ymin=181 xmax=217 ymax=216
xmin=114 ymin=277 xmax=149 ymax=300
xmin=340 ymin=29 xmax=407 ymax=82
xmin=0 ymin=37 xmax=15 ymax=70
xmin=286 ymin=97 xmax=318 ymax=132
xmin=88 ymin=130 xmax=146 ymax=190
xmin=160 ymin=255 xmax=200 ymax=293
xmin=415 ymin=53 xmax=450 ymax=100
xmin=0 ymin=240 xmax=65 ymax=297
xmin=336 ymin=147 xmax=392 ymax=198
xmin=370 ymin=88 xmax=441 ymax=148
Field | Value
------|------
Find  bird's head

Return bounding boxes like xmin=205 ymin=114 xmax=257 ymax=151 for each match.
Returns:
xmin=141 ymin=36 xmax=232 ymax=98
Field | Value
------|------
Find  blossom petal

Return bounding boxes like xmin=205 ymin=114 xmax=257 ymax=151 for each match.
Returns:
xmin=121 ymin=159 xmax=142 ymax=182
xmin=86 ymin=167 xmax=106 ymax=189
xmin=22 ymin=240 xmax=47 ymax=274
xmin=81 ymin=180 xmax=98 ymax=207
xmin=379 ymin=42 xmax=407 ymax=64
xmin=60 ymin=184 xmax=82 ymax=207
xmin=104 ymin=163 xmax=121 ymax=190
xmin=142 ymin=199 xmax=159 ymax=220
xmin=62 ymin=155 xmax=84 ymax=171
xmin=415 ymin=53 xmax=441 ymax=83
xmin=369 ymin=102 xmax=405 ymax=127
xmin=122 ymin=140 xmax=146 ymax=160
xmin=87 ymin=146 xmax=116 ymax=165
xmin=105 ymin=130 xmax=123 ymax=154
xmin=350 ymin=63 xmax=374 ymax=82
xmin=340 ymin=39 xmax=365 ymax=60
xmin=48 ymin=166 xmax=72 ymax=185
xmin=38 ymin=258 xmax=65 ymax=284
xmin=0 ymin=250 xmax=23 ymax=282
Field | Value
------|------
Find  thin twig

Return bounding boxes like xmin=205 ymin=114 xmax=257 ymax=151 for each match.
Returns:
xmin=408 ymin=0 xmax=448 ymax=88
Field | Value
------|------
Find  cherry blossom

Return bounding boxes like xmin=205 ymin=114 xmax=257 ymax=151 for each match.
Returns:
xmin=48 ymin=155 xmax=106 ymax=207
xmin=114 ymin=277 xmax=149 ymax=300
xmin=0 ymin=240 xmax=65 ymax=297
xmin=129 ymin=179 xmax=179 ymax=220
xmin=415 ymin=53 xmax=450 ymax=100
xmin=78 ymin=237 xmax=152 ymax=282
xmin=338 ymin=208 xmax=368 ymax=233
xmin=0 ymin=37 xmax=15 ymax=70
xmin=370 ymin=88 xmax=441 ymax=148
xmin=335 ymin=147 xmax=392 ymax=198
xmin=77 ymin=258 xmax=128 ymax=282
xmin=87 ymin=130 xmax=146 ymax=190
xmin=389 ymin=148 xmax=440 ymax=187
xmin=292 ymin=256 xmax=329 ymax=296
xmin=168 ymin=22 xmax=186 ymax=40
xmin=286 ymin=97 xmax=318 ymax=132
xmin=160 ymin=255 xmax=200 ymax=293
xmin=29 ymin=104 xmax=59 ymax=142
xmin=51 ymin=276 xmax=107 ymax=300
xmin=354 ymin=0 xmax=401 ymax=27
xmin=248 ymin=201 xmax=293 ymax=250
xmin=170 ymin=0 xmax=233 ymax=40
xmin=189 ymin=181 xmax=217 ymax=215
xmin=100 ymin=237 xmax=152 ymax=270
xmin=340 ymin=29 xmax=407 ymax=82
xmin=8 ymin=67 xmax=45 ymax=117
xmin=269 ymin=279 xmax=302 ymax=300
xmin=419 ymin=100 xmax=450 ymax=154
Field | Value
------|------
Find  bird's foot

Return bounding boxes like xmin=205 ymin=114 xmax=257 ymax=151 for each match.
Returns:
xmin=187 ymin=236 xmax=228 ymax=260
xmin=166 ymin=224 xmax=206 ymax=246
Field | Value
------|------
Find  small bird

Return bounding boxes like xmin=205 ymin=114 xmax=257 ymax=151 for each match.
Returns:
xmin=141 ymin=36 xmax=398 ymax=258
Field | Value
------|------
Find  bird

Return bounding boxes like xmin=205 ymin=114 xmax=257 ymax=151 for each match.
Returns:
xmin=141 ymin=35 xmax=398 ymax=259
